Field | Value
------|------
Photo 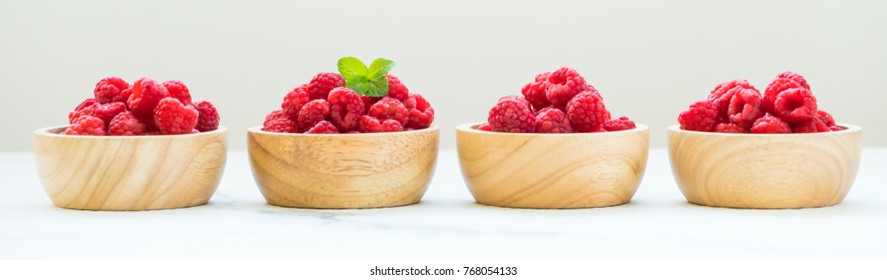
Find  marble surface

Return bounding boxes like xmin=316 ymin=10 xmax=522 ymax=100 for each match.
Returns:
xmin=1 ymin=149 xmax=886 ymax=259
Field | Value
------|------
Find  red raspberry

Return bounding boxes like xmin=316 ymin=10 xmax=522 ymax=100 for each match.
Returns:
xmin=92 ymin=102 xmax=127 ymax=126
xmin=830 ymin=126 xmax=845 ymax=131
xmin=726 ymin=87 xmax=764 ymax=130
xmin=762 ymin=78 xmax=804 ymax=114
xmin=361 ymin=95 xmax=382 ymax=113
xmin=327 ymin=87 xmax=365 ymax=132
xmin=74 ymin=98 xmax=98 ymax=112
xmin=678 ymin=100 xmax=718 ymax=132
xmin=603 ymin=116 xmax=637 ymax=132
xmin=750 ymin=114 xmax=791 ymax=134
xmin=776 ymin=71 xmax=810 ymax=90
xmin=708 ymin=79 xmax=754 ymax=121
xmin=93 ymin=77 xmax=130 ymax=104
xmin=521 ymin=72 xmax=551 ymax=110
xmin=108 ymin=111 xmax=147 ymax=136
xmin=545 ymin=67 xmax=591 ymax=109
xmin=264 ymin=110 xmax=287 ymax=127
xmin=64 ymin=116 xmax=106 ymax=136
xmin=499 ymin=95 xmax=531 ymax=108
xmin=359 ymin=116 xmax=404 ymax=133
xmin=477 ymin=122 xmax=492 ymax=131
xmin=359 ymin=115 xmax=383 ymax=133
xmin=566 ymin=91 xmax=609 ymax=132
xmin=128 ymin=78 xmax=169 ymax=121
xmin=162 ymin=80 xmax=192 ymax=105
xmin=153 ymin=97 xmax=198 ymax=135
xmin=488 ymin=97 xmax=535 ymax=133
xmin=307 ymin=72 xmax=345 ymax=100
xmin=381 ymin=119 xmax=404 ymax=132
xmin=773 ymin=87 xmax=817 ymax=123
xmin=306 ymin=120 xmax=339 ymax=134
xmin=68 ymin=104 xmax=96 ymax=124
xmin=117 ymin=88 xmax=132 ymax=103
xmin=368 ymin=97 xmax=408 ymax=125
xmin=264 ymin=117 xmax=297 ymax=133
xmin=385 ymin=74 xmax=409 ymax=100
xmin=793 ymin=118 xmax=830 ymax=133
xmin=535 ymin=107 xmax=572 ymax=133
xmin=297 ymin=99 xmax=330 ymax=132
xmin=817 ymin=110 xmax=836 ymax=126
xmin=194 ymin=100 xmax=220 ymax=132
xmin=282 ymin=85 xmax=311 ymax=119
xmin=713 ymin=123 xmax=746 ymax=133
xmin=403 ymin=93 xmax=434 ymax=129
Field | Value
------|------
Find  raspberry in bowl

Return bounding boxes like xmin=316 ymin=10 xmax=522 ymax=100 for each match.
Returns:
xmin=248 ymin=57 xmax=439 ymax=209
xmin=457 ymin=67 xmax=649 ymax=209
xmin=669 ymin=71 xmax=862 ymax=209
xmin=34 ymin=77 xmax=227 ymax=210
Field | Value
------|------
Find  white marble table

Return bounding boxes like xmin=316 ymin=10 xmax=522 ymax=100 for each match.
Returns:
xmin=1 ymin=149 xmax=885 ymax=259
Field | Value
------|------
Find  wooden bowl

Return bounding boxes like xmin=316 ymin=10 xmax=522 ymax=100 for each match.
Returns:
xmin=247 ymin=126 xmax=439 ymax=209
xmin=667 ymin=124 xmax=862 ymax=209
xmin=33 ymin=126 xmax=228 ymax=211
xmin=456 ymin=123 xmax=649 ymax=209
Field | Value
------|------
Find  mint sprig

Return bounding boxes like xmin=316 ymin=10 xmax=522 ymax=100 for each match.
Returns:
xmin=337 ymin=57 xmax=395 ymax=97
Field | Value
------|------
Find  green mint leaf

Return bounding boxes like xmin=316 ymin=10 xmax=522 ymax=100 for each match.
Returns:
xmin=337 ymin=57 xmax=368 ymax=81
xmin=344 ymin=75 xmax=370 ymax=95
xmin=363 ymin=76 xmax=390 ymax=97
xmin=337 ymin=56 xmax=395 ymax=97
xmin=366 ymin=58 xmax=395 ymax=80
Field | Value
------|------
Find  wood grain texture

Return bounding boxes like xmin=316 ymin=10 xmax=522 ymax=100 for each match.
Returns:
xmin=456 ymin=123 xmax=649 ymax=209
xmin=667 ymin=124 xmax=862 ymax=209
xmin=247 ymin=126 xmax=439 ymax=209
xmin=33 ymin=126 xmax=228 ymax=211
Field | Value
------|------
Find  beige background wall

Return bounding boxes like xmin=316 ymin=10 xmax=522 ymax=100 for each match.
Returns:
xmin=2 ymin=0 xmax=885 ymax=151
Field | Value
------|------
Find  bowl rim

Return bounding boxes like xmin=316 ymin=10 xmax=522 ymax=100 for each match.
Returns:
xmin=456 ymin=122 xmax=648 ymax=136
xmin=34 ymin=125 xmax=228 ymax=138
xmin=247 ymin=125 xmax=440 ymax=136
xmin=667 ymin=123 xmax=861 ymax=136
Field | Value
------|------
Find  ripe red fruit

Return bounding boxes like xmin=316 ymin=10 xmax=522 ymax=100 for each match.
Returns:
xmin=566 ymin=91 xmax=609 ymax=132
xmin=153 ymin=97 xmax=199 ymax=135
xmin=488 ymin=96 xmax=535 ymax=133
xmin=94 ymin=77 xmax=130 ymax=104
xmin=194 ymin=100 xmax=220 ymax=132
xmin=306 ymin=120 xmax=339 ymax=134
xmin=678 ymin=100 xmax=718 ymax=132
xmin=603 ymin=116 xmax=636 ymax=132
xmin=327 ymin=87 xmax=365 ymax=132
xmin=297 ymin=99 xmax=331 ymax=132
xmin=385 ymin=74 xmax=410 ymax=101
xmin=307 ymin=72 xmax=345 ymax=100
xmin=403 ymin=93 xmax=434 ymax=129
xmin=128 ymin=78 xmax=170 ymax=122
xmin=773 ymin=87 xmax=817 ymax=123
xmin=282 ymin=85 xmax=311 ymax=119
xmin=521 ymin=72 xmax=551 ymax=110
xmin=726 ymin=87 xmax=764 ymax=130
xmin=750 ymin=114 xmax=792 ymax=134
xmin=108 ymin=111 xmax=147 ymax=136
xmin=162 ymin=80 xmax=192 ymax=105
xmin=64 ymin=116 xmax=106 ymax=136
xmin=368 ymin=97 xmax=408 ymax=125
xmin=535 ymin=107 xmax=572 ymax=133
xmin=545 ymin=67 xmax=591 ymax=109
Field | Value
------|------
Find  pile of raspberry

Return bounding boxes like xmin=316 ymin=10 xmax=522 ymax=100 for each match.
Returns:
xmin=678 ymin=71 xmax=842 ymax=134
xmin=262 ymin=73 xmax=434 ymax=134
xmin=64 ymin=77 xmax=220 ymax=136
xmin=478 ymin=67 xmax=636 ymax=133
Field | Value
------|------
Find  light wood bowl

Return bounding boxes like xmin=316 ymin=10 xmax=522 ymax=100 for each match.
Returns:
xmin=456 ymin=123 xmax=649 ymax=209
xmin=247 ymin=126 xmax=439 ymax=209
xmin=667 ymin=124 xmax=862 ymax=209
xmin=33 ymin=126 xmax=228 ymax=211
